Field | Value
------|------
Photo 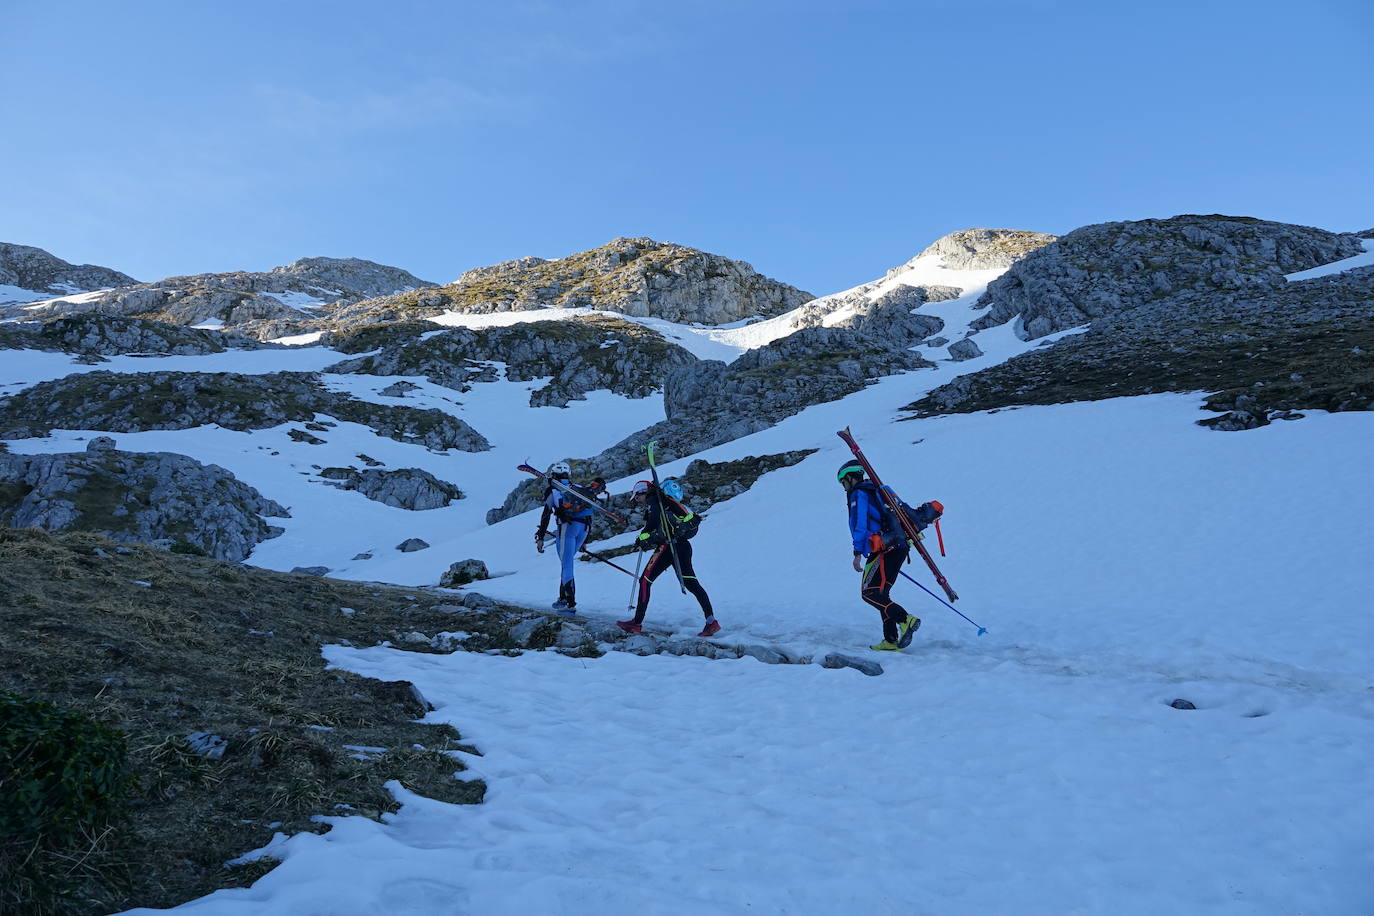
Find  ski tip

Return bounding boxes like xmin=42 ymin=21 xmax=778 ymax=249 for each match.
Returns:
xmin=977 ymin=627 xmax=988 ymax=636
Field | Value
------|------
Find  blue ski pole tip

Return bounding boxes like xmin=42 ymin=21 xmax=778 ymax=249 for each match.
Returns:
xmin=977 ymin=627 xmax=988 ymax=636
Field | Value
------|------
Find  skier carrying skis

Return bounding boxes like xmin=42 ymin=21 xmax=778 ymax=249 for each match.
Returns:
xmin=838 ymin=460 xmax=921 ymax=651
xmin=616 ymin=479 xmax=720 ymax=638
xmin=534 ymin=461 xmax=607 ymax=613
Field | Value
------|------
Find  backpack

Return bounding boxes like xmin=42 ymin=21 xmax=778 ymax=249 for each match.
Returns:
xmin=857 ymin=482 xmax=942 ymax=551
xmin=659 ymin=493 xmax=701 ymax=541
xmin=547 ymin=481 xmax=599 ymax=522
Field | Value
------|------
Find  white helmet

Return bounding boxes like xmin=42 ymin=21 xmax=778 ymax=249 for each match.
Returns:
xmin=548 ymin=461 xmax=571 ymax=477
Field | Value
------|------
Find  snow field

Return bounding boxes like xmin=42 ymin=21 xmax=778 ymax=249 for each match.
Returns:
xmin=125 ymin=643 xmax=1373 ymax=915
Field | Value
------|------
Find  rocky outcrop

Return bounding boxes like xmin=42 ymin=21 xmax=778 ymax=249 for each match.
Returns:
xmin=487 ymin=447 xmax=815 ymax=528
xmin=327 ymin=237 xmax=814 ymax=329
xmin=0 ymin=243 xmax=136 ymax=302
xmin=970 ymin=215 xmax=1365 ymax=339
xmin=0 ymin=371 xmax=490 ymax=453
xmin=9 ymin=256 xmax=435 ymax=339
xmin=908 ymin=263 xmax=1374 ymax=429
xmin=0 ymin=315 xmax=272 ymax=357
xmin=318 ymin=467 xmax=462 ymax=510
xmin=0 ymin=439 xmax=288 ymax=560
xmin=325 ymin=314 xmax=698 ymax=407
xmin=909 ymin=229 xmax=1057 ymax=271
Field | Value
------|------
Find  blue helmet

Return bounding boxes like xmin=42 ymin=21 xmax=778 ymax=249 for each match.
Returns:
xmin=661 ymin=479 xmax=684 ymax=501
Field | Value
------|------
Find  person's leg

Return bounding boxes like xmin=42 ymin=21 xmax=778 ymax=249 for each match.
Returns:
xmin=632 ymin=545 xmax=671 ymax=624
xmin=673 ymin=540 xmax=713 ymax=618
xmin=861 ymin=549 xmax=910 ymax=643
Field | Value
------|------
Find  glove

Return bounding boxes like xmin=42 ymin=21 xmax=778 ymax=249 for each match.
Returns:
xmin=535 ymin=529 xmax=546 ymax=553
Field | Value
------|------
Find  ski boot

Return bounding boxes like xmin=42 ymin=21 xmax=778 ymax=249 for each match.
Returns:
xmin=552 ymin=582 xmax=577 ymax=615
xmin=616 ymin=620 xmax=643 ymax=634
xmin=696 ymin=618 xmax=721 ymax=638
xmin=897 ymin=614 xmax=921 ymax=648
xmin=870 ymin=640 xmax=901 ymax=652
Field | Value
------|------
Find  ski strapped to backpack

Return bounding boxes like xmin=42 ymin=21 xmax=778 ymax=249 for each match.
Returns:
xmin=644 ymin=440 xmax=688 ymax=594
xmin=837 ymin=427 xmax=959 ymax=602
xmin=516 ymin=463 xmax=624 ymax=523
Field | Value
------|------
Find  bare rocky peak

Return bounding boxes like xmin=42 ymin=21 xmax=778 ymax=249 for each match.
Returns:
xmin=359 ymin=236 xmax=815 ymax=326
xmin=0 ymin=242 xmax=137 ymax=297
xmin=909 ymin=228 xmax=1058 ymax=271
xmin=267 ymin=257 xmax=435 ymax=300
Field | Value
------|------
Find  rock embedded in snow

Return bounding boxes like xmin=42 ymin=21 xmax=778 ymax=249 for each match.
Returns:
xmin=438 ymin=559 xmax=489 ymax=587
xmin=291 ymin=566 xmax=331 ymax=577
xmin=947 ymin=338 xmax=983 ymax=361
xmin=319 ymin=467 xmax=462 ymax=510
xmin=395 ymin=538 xmax=430 ymax=553
xmin=821 ymin=653 xmax=884 ymax=677
xmin=0 ymin=370 xmax=491 ymax=454
xmin=1170 ymin=699 xmax=1197 ymax=710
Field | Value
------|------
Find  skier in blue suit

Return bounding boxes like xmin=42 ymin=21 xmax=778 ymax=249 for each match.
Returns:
xmin=534 ymin=461 xmax=605 ymax=613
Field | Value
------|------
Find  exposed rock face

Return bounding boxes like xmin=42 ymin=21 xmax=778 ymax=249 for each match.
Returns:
xmin=947 ymin=338 xmax=983 ymax=361
xmin=0 ymin=243 xmax=136 ymax=301
xmin=971 ymin=215 xmax=1365 ymax=339
xmin=396 ymin=538 xmax=430 ymax=553
xmin=325 ymin=314 xmax=699 ymax=407
xmin=319 ymin=467 xmax=462 ymax=510
xmin=908 ymin=263 xmax=1374 ymax=429
xmin=328 ymin=237 xmax=814 ymax=328
xmin=0 ymin=444 xmax=288 ymax=560
xmin=7 ymin=256 xmax=435 ymax=339
xmin=0 ymin=315 xmax=272 ymax=357
xmin=910 ymin=229 xmax=1057 ymax=271
xmin=0 ymin=371 xmax=490 ymax=453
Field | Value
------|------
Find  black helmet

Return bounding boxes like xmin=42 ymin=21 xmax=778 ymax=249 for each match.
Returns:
xmin=836 ymin=461 xmax=864 ymax=485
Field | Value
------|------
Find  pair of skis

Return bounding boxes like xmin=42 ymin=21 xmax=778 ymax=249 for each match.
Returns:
xmin=516 ymin=463 xmax=624 ymax=524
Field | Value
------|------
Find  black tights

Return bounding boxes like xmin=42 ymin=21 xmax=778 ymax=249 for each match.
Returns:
xmin=633 ymin=540 xmax=713 ymax=623
xmin=862 ymin=547 xmax=911 ymax=642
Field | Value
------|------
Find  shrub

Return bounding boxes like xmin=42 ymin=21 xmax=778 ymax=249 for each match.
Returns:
xmin=0 ymin=693 xmax=130 ymax=850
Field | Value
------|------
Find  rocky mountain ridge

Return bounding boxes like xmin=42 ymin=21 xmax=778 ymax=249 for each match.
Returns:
xmin=0 ymin=242 xmax=136 ymax=304
xmin=324 ymin=236 xmax=815 ymax=331
xmin=2 ymin=254 xmax=436 ymax=340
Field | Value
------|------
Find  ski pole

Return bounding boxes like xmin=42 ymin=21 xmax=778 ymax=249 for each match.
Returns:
xmin=580 ymin=547 xmax=637 ymax=578
xmin=897 ymin=569 xmax=987 ymax=635
xmin=627 ymin=549 xmax=645 ymax=615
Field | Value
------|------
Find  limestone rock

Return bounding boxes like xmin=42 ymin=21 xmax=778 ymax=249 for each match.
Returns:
xmin=0 ymin=447 xmax=289 ymax=561
xmin=821 ymin=653 xmax=884 ymax=677
xmin=327 ymin=237 xmax=814 ymax=329
xmin=913 ymin=228 xmax=1058 ymax=270
xmin=0 ymin=370 xmax=490 ymax=453
xmin=0 ymin=242 xmax=136 ymax=303
xmin=439 ymin=559 xmax=489 ymax=587
xmin=971 ymin=215 xmax=1365 ymax=340
xmin=395 ymin=538 xmax=430 ymax=552
xmin=319 ymin=466 xmax=462 ymax=510
xmin=947 ymin=338 xmax=983 ymax=361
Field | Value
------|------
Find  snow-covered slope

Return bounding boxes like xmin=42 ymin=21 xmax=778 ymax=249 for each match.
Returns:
xmin=4 ymin=236 xmax=1371 ymax=914
xmin=106 ymin=313 xmax=1374 ymax=916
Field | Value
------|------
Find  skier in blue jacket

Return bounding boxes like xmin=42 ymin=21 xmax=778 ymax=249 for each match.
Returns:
xmin=838 ymin=460 xmax=920 ymax=651
xmin=534 ymin=461 xmax=606 ymax=613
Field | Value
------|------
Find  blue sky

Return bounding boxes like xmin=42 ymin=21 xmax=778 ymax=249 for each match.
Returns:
xmin=3 ymin=0 xmax=1370 ymax=295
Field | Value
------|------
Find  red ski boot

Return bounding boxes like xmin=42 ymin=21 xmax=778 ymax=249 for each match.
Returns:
xmin=616 ymin=620 xmax=643 ymax=634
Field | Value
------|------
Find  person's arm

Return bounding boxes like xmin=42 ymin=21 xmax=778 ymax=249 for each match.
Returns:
xmin=535 ymin=492 xmax=554 ymax=552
